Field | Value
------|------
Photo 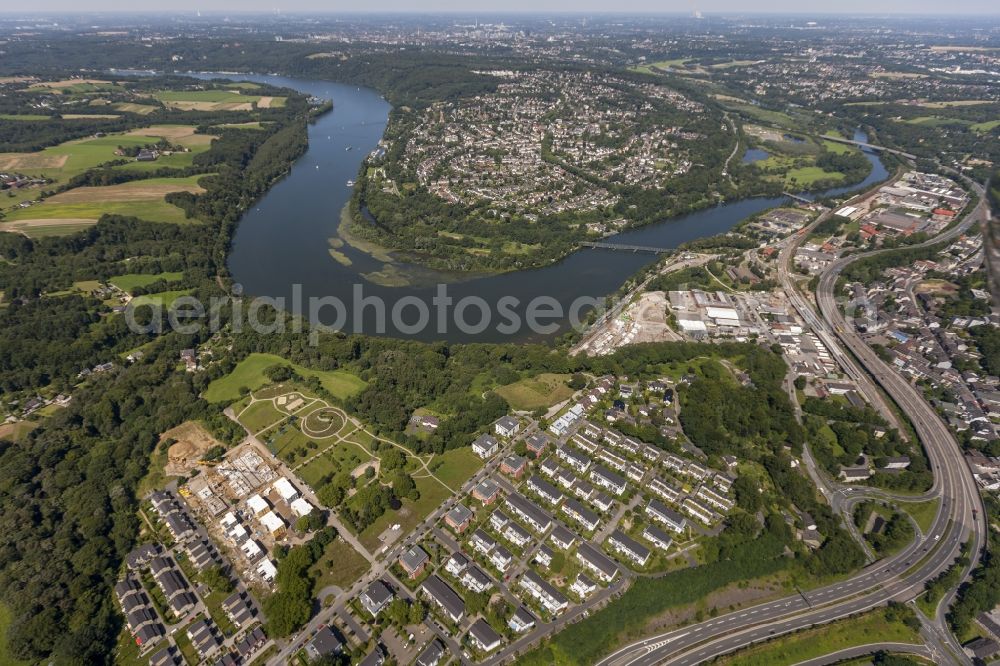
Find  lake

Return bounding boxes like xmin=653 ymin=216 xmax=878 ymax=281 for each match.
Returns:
xmin=199 ymin=73 xmax=886 ymax=343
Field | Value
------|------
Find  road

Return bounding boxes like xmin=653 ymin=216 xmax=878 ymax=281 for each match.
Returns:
xmin=594 ymin=175 xmax=989 ymax=666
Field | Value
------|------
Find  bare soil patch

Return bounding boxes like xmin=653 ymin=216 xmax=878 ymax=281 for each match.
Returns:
xmin=2 ymin=218 xmax=97 ymax=230
xmin=257 ymin=96 xmax=275 ymax=108
xmin=126 ymin=125 xmax=216 ymax=145
xmin=161 ymin=421 xmax=222 ymax=475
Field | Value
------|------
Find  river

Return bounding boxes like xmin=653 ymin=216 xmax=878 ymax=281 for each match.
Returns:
xmin=195 ymin=73 xmax=887 ymax=343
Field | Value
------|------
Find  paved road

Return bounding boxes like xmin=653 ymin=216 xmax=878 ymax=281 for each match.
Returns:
xmin=594 ymin=175 xmax=990 ymax=666
xmin=791 ymin=642 xmax=932 ymax=666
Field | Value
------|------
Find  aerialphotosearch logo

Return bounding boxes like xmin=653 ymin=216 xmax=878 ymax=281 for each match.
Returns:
xmin=124 ymin=283 xmax=607 ymax=343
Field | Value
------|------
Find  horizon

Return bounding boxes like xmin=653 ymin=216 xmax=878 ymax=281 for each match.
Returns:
xmin=2 ymin=4 xmax=1000 ymax=16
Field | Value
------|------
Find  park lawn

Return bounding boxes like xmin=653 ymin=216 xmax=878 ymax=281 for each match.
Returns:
xmin=325 ymin=435 xmax=373 ymax=471
xmin=203 ymin=353 xmax=366 ymax=403
xmin=310 ymin=538 xmax=371 ymax=598
xmin=237 ymin=401 xmax=287 ymax=434
xmin=429 ymin=447 xmax=484 ymax=490
xmin=496 ymin=373 xmax=574 ymax=410
xmin=129 ymin=289 xmax=194 ymax=308
xmin=715 ymin=608 xmax=922 ymax=666
xmin=901 ymin=497 xmax=941 ymax=534
xmin=270 ymin=425 xmax=317 ymax=465
xmin=109 ymin=271 xmax=184 ymax=293
xmin=296 ymin=454 xmax=340 ymax=488
xmin=358 ymin=475 xmax=452 ymax=551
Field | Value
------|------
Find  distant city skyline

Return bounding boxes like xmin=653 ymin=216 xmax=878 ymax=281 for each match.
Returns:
xmin=2 ymin=1 xmax=999 ymax=15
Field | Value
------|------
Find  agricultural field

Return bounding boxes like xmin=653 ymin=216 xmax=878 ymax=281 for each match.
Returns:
xmin=0 ymin=124 xmax=216 ymax=232
xmin=496 ymin=373 xmax=574 ymax=410
xmin=4 ymin=175 xmax=207 ymax=229
xmin=202 ymin=352 xmax=366 ymax=403
xmin=150 ymin=89 xmax=286 ymax=111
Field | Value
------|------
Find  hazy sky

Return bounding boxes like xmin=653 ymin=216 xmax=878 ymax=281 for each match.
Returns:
xmin=3 ymin=1 xmax=999 ymax=14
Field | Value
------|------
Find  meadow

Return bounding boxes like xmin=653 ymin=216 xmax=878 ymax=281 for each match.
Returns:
xmin=202 ymin=352 xmax=367 ymax=403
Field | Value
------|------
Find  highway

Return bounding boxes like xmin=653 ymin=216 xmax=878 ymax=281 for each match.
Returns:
xmin=595 ymin=175 xmax=989 ymax=666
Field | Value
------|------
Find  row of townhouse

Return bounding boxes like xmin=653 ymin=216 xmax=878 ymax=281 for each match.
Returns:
xmin=505 ymin=491 xmax=553 ymax=534
xmin=606 ymin=530 xmax=651 ymax=568
xmin=115 ymin=575 xmax=165 ymax=650
xmin=519 ymin=569 xmax=570 ymax=616
xmin=149 ymin=490 xmax=196 ymax=542
xmin=561 ymin=498 xmax=601 ymax=532
xmin=646 ymin=499 xmax=688 ymax=534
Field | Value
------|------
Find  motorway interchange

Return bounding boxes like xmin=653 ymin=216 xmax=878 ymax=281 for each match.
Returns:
xmin=595 ymin=175 xmax=990 ymax=666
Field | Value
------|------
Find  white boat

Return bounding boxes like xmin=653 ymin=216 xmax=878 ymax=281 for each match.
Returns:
xmin=346 ymin=180 xmax=355 ymax=187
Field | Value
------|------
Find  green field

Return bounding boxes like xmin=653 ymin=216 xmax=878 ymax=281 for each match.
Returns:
xmin=358 ymin=475 xmax=451 ymax=550
xmin=310 ymin=539 xmax=371 ymax=598
xmin=971 ymin=120 xmax=1000 ymax=133
xmin=901 ymin=497 xmax=941 ymax=534
xmin=153 ymin=89 xmax=259 ymax=103
xmin=496 ymin=373 xmax=574 ymax=410
xmin=785 ymin=166 xmax=845 ymax=186
xmin=428 ymin=447 xmax=484 ymax=489
xmin=715 ymin=608 xmax=921 ymax=666
xmin=129 ymin=289 xmax=195 ymax=308
xmin=203 ymin=353 xmax=367 ymax=403
xmin=296 ymin=454 xmax=340 ymax=487
xmin=902 ymin=116 xmax=973 ymax=128
xmin=822 ymin=140 xmax=857 ymax=155
xmin=629 ymin=58 xmax=692 ymax=74
xmin=0 ymin=113 xmax=51 ymax=120
xmin=109 ymin=271 xmax=184 ymax=293
xmin=237 ymin=401 xmax=287 ymax=434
